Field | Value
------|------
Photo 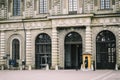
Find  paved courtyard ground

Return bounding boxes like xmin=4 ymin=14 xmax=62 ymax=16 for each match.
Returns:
xmin=0 ymin=70 xmax=120 ymax=80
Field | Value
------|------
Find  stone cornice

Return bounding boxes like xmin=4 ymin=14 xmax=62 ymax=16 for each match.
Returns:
xmin=48 ymin=14 xmax=94 ymax=19
xmin=57 ymin=23 xmax=120 ymax=28
xmin=0 ymin=18 xmax=49 ymax=24
xmin=94 ymin=13 xmax=120 ymax=18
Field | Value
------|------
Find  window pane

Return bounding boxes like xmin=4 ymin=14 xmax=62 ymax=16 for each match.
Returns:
xmin=100 ymin=0 xmax=105 ymax=9
xmin=13 ymin=0 xmax=21 ymax=16
xmin=105 ymin=0 xmax=110 ymax=8
xmin=12 ymin=39 xmax=20 ymax=60
xmin=39 ymin=0 xmax=48 ymax=13
xmin=69 ymin=0 xmax=77 ymax=12
xmin=100 ymin=0 xmax=110 ymax=9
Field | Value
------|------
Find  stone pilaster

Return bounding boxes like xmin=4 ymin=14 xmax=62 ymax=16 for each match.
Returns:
xmin=62 ymin=0 xmax=68 ymax=14
xmin=84 ymin=0 xmax=94 ymax=13
xmin=118 ymin=27 xmax=120 ymax=65
xmin=25 ymin=29 xmax=32 ymax=66
xmin=52 ymin=27 xmax=58 ymax=68
xmin=85 ymin=26 xmax=92 ymax=54
xmin=115 ymin=0 xmax=120 ymax=12
xmin=0 ymin=31 xmax=6 ymax=65
xmin=52 ymin=0 xmax=61 ymax=15
xmin=0 ymin=1 xmax=7 ymax=19
xmin=25 ymin=0 xmax=34 ymax=18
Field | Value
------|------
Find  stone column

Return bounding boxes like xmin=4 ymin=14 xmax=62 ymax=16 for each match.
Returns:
xmin=26 ymin=29 xmax=32 ymax=70
xmin=85 ymin=26 xmax=92 ymax=54
xmin=52 ymin=27 xmax=58 ymax=69
xmin=0 ymin=31 xmax=6 ymax=65
xmin=118 ymin=27 xmax=120 ymax=66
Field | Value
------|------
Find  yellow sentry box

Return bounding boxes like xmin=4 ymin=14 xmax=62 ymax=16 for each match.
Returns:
xmin=82 ymin=53 xmax=92 ymax=69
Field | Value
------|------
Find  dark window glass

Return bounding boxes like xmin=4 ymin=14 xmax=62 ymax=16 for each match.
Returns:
xmin=96 ymin=30 xmax=116 ymax=69
xmin=13 ymin=0 xmax=21 ymax=16
xmin=65 ymin=32 xmax=82 ymax=69
xmin=65 ymin=32 xmax=82 ymax=44
xmin=12 ymin=39 xmax=20 ymax=60
xmin=35 ymin=33 xmax=51 ymax=69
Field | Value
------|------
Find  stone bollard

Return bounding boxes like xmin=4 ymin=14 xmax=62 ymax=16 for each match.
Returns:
xmin=28 ymin=65 xmax=32 ymax=70
xmin=20 ymin=65 xmax=22 ymax=70
xmin=115 ymin=64 xmax=118 ymax=70
xmin=46 ymin=64 xmax=49 ymax=70
xmin=81 ymin=64 xmax=84 ymax=71
xmin=1 ymin=65 xmax=4 ymax=70
xmin=55 ymin=65 xmax=58 ymax=70
xmin=91 ymin=64 xmax=94 ymax=71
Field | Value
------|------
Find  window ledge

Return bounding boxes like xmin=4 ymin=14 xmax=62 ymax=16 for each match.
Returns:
xmin=9 ymin=15 xmax=23 ymax=20
xmin=97 ymin=8 xmax=113 ymax=11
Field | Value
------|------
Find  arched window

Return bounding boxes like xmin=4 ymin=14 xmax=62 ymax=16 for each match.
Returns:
xmin=65 ymin=32 xmax=82 ymax=69
xmin=100 ymin=0 xmax=110 ymax=9
xmin=68 ymin=0 xmax=77 ymax=14
xmin=39 ymin=0 xmax=48 ymax=13
xmin=96 ymin=30 xmax=116 ymax=69
xmin=12 ymin=39 xmax=20 ymax=60
xmin=13 ymin=0 xmax=21 ymax=16
xmin=35 ymin=33 xmax=51 ymax=69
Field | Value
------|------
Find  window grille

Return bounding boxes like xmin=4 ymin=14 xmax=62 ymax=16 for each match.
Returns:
xmin=39 ymin=0 xmax=48 ymax=13
xmin=100 ymin=0 xmax=110 ymax=9
xmin=13 ymin=0 xmax=21 ymax=16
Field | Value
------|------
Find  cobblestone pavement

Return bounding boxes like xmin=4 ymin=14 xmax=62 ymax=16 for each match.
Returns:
xmin=0 ymin=70 xmax=120 ymax=80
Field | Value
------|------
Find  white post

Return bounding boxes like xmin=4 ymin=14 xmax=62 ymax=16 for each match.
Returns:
xmin=1 ymin=65 xmax=4 ymax=70
xmin=115 ymin=64 xmax=118 ymax=70
xmin=55 ymin=65 xmax=58 ymax=70
xmin=81 ymin=64 xmax=84 ymax=71
xmin=28 ymin=65 xmax=32 ymax=70
xmin=46 ymin=64 xmax=49 ymax=70
xmin=19 ymin=60 xmax=22 ymax=70
xmin=91 ymin=64 xmax=94 ymax=71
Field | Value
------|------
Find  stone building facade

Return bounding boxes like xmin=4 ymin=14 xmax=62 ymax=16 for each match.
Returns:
xmin=0 ymin=0 xmax=120 ymax=70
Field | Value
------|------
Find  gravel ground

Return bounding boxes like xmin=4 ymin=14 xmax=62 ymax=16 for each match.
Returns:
xmin=0 ymin=70 xmax=119 ymax=80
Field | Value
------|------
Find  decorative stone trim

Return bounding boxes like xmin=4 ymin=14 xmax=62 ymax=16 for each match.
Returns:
xmin=85 ymin=26 xmax=92 ymax=54
xmin=26 ymin=29 xmax=32 ymax=65
xmin=0 ymin=31 xmax=5 ymax=65
xmin=52 ymin=27 xmax=59 ymax=69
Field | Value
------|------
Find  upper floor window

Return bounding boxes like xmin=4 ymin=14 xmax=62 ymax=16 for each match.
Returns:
xmin=68 ymin=0 xmax=77 ymax=14
xmin=39 ymin=0 xmax=48 ymax=13
xmin=100 ymin=0 xmax=110 ymax=9
xmin=13 ymin=0 xmax=21 ymax=16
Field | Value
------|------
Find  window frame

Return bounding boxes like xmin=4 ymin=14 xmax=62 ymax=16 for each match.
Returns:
xmin=39 ymin=0 xmax=48 ymax=14
xmin=13 ymin=0 xmax=21 ymax=16
xmin=12 ymin=39 xmax=20 ymax=60
xmin=100 ymin=0 xmax=111 ymax=9
xmin=68 ymin=0 xmax=77 ymax=14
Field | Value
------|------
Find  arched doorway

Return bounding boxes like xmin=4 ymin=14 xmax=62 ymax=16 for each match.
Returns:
xmin=64 ymin=32 xmax=82 ymax=69
xmin=96 ymin=30 xmax=116 ymax=69
xmin=12 ymin=39 xmax=20 ymax=67
xmin=35 ymin=33 xmax=51 ymax=69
